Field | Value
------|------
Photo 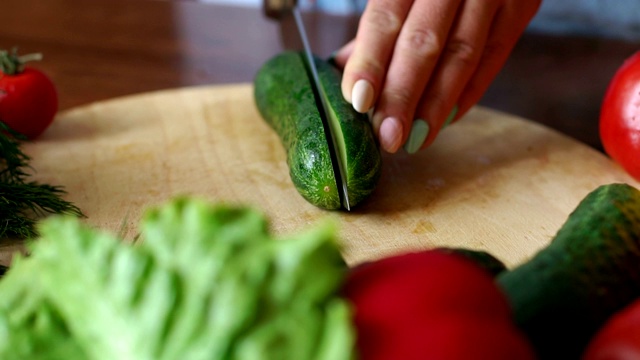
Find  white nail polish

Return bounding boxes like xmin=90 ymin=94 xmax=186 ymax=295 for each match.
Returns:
xmin=351 ymin=79 xmax=374 ymax=113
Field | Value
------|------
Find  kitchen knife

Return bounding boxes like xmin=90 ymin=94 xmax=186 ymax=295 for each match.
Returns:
xmin=263 ymin=0 xmax=351 ymax=211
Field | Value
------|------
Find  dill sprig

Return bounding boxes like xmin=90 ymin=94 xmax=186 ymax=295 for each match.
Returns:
xmin=0 ymin=122 xmax=84 ymax=240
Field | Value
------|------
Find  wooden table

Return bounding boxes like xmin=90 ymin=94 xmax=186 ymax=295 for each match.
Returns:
xmin=1 ymin=0 xmax=640 ymax=151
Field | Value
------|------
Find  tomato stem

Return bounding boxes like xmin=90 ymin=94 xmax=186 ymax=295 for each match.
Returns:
xmin=0 ymin=48 xmax=43 ymax=75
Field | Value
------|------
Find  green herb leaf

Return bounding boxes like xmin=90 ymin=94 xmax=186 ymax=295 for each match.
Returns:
xmin=0 ymin=121 xmax=83 ymax=240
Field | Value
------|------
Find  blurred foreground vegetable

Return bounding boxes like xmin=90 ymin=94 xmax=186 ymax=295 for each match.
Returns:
xmin=0 ymin=198 xmax=354 ymax=360
xmin=497 ymin=183 xmax=640 ymax=359
xmin=583 ymin=298 xmax=640 ymax=359
xmin=342 ymin=250 xmax=534 ymax=360
xmin=600 ymin=51 xmax=640 ymax=181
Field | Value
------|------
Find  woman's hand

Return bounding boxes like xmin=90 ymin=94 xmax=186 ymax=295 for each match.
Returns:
xmin=332 ymin=0 xmax=542 ymax=154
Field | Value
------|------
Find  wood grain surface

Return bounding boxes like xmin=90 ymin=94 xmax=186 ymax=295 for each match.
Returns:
xmin=2 ymin=0 xmax=640 ymax=152
xmin=13 ymin=84 xmax=639 ymax=268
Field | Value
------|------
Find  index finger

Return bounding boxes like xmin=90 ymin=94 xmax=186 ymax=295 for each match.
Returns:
xmin=341 ymin=0 xmax=413 ymax=112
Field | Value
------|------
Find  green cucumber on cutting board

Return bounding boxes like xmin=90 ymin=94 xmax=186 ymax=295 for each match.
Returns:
xmin=254 ymin=51 xmax=382 ymax=210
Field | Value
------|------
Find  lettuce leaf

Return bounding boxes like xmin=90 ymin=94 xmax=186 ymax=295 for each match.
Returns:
xmin=0 ymin=198 xmax=354 ymax=360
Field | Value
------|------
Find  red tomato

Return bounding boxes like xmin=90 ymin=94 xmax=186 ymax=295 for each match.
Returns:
xmin=583 ymin=298 xmax=640 ymax=360
xmin=0 ymin=57 xmax=58 ymax=139
xmin=600 ymin=51 xmax=640 ymax=180
xmin=342 ymin=250 xmax=535 ymax=360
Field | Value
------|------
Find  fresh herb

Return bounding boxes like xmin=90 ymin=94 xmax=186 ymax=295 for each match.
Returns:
xmin=0 ymin=121 xmax=83 ymax=239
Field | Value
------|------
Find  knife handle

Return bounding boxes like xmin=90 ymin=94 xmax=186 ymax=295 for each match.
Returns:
xmin=263 ymin=0 xmax=297 ymax=19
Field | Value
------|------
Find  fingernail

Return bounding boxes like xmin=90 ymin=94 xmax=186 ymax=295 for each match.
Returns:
xmin=379 ymin=117 xmax=403 ymax=153
xmin=352 ymin=79 xmax=374 ymax=113
xmin=404 ymin=119 xmax=430 ymax=154
xmin=443 ymin=105 xmax=459 ymax=128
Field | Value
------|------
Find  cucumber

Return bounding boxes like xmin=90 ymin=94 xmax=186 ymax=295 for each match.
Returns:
xmin=436 ymin=247 xmax=507 ymax=277
xmin=497 ymin=183 xmax=640 ymax=359
xmin=253 ymin=51 xmax=382 ymax=210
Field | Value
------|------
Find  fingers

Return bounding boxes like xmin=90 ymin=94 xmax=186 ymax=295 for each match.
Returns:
xmin=338 ymin=0 xmax=541 ymax=154
xmin=372 ymin=0 xmax=463 ymax=153
xmin=412 ymin=0 xmax=541 ymax=152
xmin=412 ymin=0 xmax=501 ymax=151
xmin=340 ymin=0 xmax=414 ymax=112
xmin=456 ymin=1 xmax=542 ymax=119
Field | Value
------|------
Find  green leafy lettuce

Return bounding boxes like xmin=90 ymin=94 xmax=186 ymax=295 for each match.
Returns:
xmin=0 ymin=198 xmax=354 ymax=360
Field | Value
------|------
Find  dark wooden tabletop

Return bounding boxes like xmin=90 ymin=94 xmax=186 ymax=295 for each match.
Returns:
xmin=2 ymin=0 xmax=639 ymax=152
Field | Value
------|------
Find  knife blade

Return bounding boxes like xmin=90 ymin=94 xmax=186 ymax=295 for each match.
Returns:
xmin=263 ymin=1 xmax=351 ymax=210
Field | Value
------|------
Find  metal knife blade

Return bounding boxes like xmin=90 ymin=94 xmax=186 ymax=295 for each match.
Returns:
xmin=264 ymin=1 xmax=351 ymax=210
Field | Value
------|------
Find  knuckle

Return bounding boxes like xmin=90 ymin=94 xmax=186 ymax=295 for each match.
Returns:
xmin=343 ymin=49 xmax=385 ymax=83
xmin=351 ymin=56 xmax=385 ymax=80
xmin=385 ymin=87 xmax=414 ymax=109
xmin=364 ymin=6 xmax=402 ymax=36
xmin=446 ymin=39 xmax=478 ymax=68
xmin=404 ymin=27 xmax=441 ymax=59
xmin=483 ymin=40 xmax=509 ymax=60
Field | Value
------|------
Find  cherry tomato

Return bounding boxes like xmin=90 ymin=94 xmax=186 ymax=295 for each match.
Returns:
xmin=600 ymin=51 xmax=640 ymax=181
xmin=0 ymin=50 xmax=58 ymax=139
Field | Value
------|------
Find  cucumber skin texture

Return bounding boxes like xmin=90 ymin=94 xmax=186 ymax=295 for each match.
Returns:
xmin=254 ymin=51 xmax=382 ymax=210
xmin=497 ymin=183 xmax=640 ymax=359
xmin=436 ymin=247 xmax=507 ymax=277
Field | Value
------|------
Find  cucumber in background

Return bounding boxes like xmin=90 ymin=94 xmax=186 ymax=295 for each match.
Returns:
xmin=497 ymin=183 xmax=640 ymax=359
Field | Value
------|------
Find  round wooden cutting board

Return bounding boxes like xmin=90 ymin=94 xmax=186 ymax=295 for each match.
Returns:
xmin=12 ymin=83 xmax=639 ymax=268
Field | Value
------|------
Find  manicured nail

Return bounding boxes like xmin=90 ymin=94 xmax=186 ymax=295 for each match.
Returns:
xmin=443 ymin=105 xmax=459 ymax=128
xmin=379 ymin=117 xmax=403 ymax=153
xmin=404 ymin=119 xmax=430 ymax=154
xmin=352 ymin=79 xmax=374 ymax=113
